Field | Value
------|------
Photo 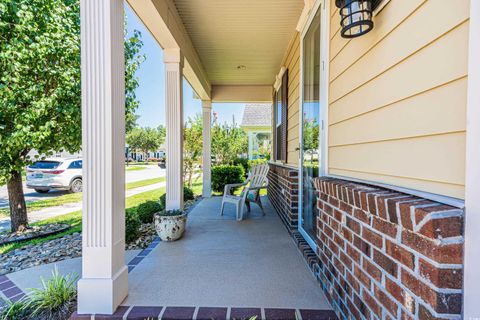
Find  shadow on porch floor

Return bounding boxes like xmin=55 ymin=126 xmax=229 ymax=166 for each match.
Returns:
xmin=115 ymin=196 xmax=335 ymax=319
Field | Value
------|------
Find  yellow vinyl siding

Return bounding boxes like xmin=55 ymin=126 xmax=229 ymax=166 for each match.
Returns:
xmin=328 ymin=0 xmax=469 ymax=199
xmin=282 ymin=32 xmax=301 ymax=166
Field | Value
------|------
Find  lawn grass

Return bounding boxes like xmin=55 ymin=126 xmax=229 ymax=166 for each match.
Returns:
xmin=125 ymin=177 xmax=165 ymax=190
xmin=0 ymin=176 xmax=207 ymax=254
xmin=125 ymin=165 xmax=148 ymax=171
xmin=0 ymin=185 xmax=168 ymax=254
xmin=0 ymin=177 xmax=166 ymax=218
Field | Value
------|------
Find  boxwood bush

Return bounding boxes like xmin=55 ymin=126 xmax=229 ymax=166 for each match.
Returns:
xmin=211 ymin=165 xmax=245 ymax=193
xmin=159 ymin=186 xmax=194 ymax=208
xmin=247 ymin=158 xmax=267 ymax=171
xmin=125 ymin=207 xmax=141 ymax=243
xmin=136 ymin=200 xmax=161 ymax=223
xmin=233 ymin=157 xmax=249 ymax=177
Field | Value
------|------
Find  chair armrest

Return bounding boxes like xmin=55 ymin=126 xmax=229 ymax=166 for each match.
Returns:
xmin=224 ymin=182 xmax=248 ymax=195
xmin=248 ymin=185 xmax=268 ymax=192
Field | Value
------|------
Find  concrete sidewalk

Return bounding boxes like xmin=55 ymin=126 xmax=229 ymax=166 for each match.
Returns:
xmin=0 ymin=181 xmax=166 ymax=232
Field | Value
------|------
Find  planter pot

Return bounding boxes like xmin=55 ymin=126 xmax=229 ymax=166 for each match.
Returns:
xmin=154 ymin=212 xmax=187 ymax=241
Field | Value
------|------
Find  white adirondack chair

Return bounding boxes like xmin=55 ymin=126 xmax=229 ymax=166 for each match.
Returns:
xmin=221 ymin=163 xmax=269 ymax=221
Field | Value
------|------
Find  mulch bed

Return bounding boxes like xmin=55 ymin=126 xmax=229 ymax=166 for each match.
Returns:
xmin=0 ymin=224 xmax=70 ymax=246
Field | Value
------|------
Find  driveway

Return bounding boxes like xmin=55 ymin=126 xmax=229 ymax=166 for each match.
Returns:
xmin=0 ymin=165 xmax=164 ymax=209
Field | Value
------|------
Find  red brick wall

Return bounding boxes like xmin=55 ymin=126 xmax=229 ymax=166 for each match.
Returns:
xmin=314 ymin=177 xmax=464 ymax=319
xmin=267 ymin=163 xmax=299 ymax=233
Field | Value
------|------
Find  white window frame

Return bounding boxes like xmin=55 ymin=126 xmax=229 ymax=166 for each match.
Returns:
xmin=298 ymin=0 xmax=330 ymax=250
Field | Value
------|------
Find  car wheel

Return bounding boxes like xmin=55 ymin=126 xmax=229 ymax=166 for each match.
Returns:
xmin=70 ymin=179 xmax=83 ymax=193
xmin=34 ymin=189 xmax=49 ymax=194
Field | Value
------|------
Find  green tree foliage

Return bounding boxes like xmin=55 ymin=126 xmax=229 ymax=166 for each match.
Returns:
xmin=183 ymin=114 xmax=203 ymax=187
xmin=126 ymin=127 xmax=164 ymax=162
xmin=125 ymin=28 xmax=146 ymax=133
xmin=0 ymin=0 xmax=145 ymax=231
xmin=211 ymin=122 xmax=248 ymax=165
xmin=157 ymin=124 xmax=166 ymax=140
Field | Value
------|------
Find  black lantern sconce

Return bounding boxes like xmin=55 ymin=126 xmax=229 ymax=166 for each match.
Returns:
xmin=335 ymin=0 xmax=381 ymax=39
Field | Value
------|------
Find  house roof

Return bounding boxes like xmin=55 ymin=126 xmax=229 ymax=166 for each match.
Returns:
xmin=241 ymin=104 xmax=272 ymax=128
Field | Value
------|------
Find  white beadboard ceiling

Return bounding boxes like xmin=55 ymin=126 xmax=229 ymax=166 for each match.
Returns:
xmin=173 ymin=0 xmax=304 ymax=86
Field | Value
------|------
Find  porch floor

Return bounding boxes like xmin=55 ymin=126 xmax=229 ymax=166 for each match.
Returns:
xmin=122 ymin=197 xmax=332 ymax=310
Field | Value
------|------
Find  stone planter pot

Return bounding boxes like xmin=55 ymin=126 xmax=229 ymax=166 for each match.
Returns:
xmin=154 ymin=212 xmax=187 ymax=241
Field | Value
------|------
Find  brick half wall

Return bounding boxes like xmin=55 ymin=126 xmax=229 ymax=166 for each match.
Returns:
xmin=267 ymin=163 xmax=299 ymax=234
xmin=314 ymin=177 xmax=464 ymax=320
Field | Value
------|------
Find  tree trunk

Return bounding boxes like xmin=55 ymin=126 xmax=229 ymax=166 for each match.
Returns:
xmin=7 ymin=170 xmax=28 ymax=232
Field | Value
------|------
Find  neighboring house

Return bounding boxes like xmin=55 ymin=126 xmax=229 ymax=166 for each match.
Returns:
xmin=125 ymin=144 xmax=166 ymax=161
xmin=76 ymin=1 xmax=479 ymax=319
xmin=240 ymin=104 xmax=272 ymax=160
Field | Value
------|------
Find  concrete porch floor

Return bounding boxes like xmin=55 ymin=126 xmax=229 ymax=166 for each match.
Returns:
xmin=123 ymin=197 xmax=332 ymax=311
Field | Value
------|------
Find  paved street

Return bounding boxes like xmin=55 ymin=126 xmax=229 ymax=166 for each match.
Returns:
xmin=0 ymin=165 xmax=164 ymax=208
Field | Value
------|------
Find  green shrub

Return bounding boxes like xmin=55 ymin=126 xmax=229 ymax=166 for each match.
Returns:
xmin=26 ymin=267 xmax=77 ymax=320
xmin=159 ymin=186 xmax=195 ymax=208
xmin=136 ymin=200 xmax=161 ymax=223
xmin=211 ymin=165 xmax=245 ymax=193
xmin=157 ymin=209 xmax=184 ymax=217
xmin=183 ymin=186 xmax=194 ymax=202
xmin=125 ymin=208 xmax=141 ymax=243
xmin=233 ymin=157 xmax=249 ymax=176
xmin=0 ymin=298 xmax=31 ymax=320
xmin=247 ymin=158 xmax=268 ymax=172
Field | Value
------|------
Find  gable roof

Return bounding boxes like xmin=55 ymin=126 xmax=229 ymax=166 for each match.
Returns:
xmin=241 ymin=104 xmax=272 ymax=128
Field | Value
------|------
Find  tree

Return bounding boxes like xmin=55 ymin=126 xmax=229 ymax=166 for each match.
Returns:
xmin=157 ymin=124 xmax=166 ymax=143
xmin=126 ymin=127 xmax=163 ymax=163
xmin=211 ymin=123 xmax=248 ymax=165
xmin=183 ymin=115 xmax=203 ymax=188
xmin=0 ymin=0 xmax=145 ymax=231
xmin=125 ymin=28 xmax=146 ymax=133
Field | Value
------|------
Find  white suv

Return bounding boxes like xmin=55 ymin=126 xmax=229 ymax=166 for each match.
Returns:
xmin=26 ymin=158 xmax=83 ymax=193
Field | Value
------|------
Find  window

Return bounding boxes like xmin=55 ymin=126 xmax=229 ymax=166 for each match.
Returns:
xmin=29 ymin=161 xmax=61 ymax=169
xmin=273 ymin=70 xmax=288 ymax=161
xmin=68 ymin=160 xmax=82 ymax=169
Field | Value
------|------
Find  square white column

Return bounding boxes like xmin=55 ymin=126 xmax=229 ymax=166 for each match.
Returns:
xmin=202 ymin=101 xmax=212 ymax=197
xmin=77 ymin=0 xmax=127 ymax=315
xmin=248 ymin=132 xmax=254 ymax=160
xmin=164 ymin=49 xmax=184 ymax=210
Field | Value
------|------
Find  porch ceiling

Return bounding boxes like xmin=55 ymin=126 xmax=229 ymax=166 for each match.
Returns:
xmin=172 ymin=0 xmax=304 ymax=86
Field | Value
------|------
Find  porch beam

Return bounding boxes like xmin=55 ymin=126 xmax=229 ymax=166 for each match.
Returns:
xmin=77 ymin=0 xmax=127 ymax=315
xmin=202 ymin=101 xmax=212 ymax=198
xmin=211 ymin=85 xmax=273 ymax=103
xmin=164 ymin=48 xmax=184 ymax=210
xmin=126 ymin=0 xmax=211 ymax=100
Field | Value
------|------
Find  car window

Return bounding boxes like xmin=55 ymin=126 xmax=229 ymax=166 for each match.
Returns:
xmin=29 ymin=161 xmax=61 ymax=169
xmin=68 ymin=160 xmax=82 ymax=169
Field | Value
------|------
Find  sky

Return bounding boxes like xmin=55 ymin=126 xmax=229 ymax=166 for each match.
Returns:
xmin=125 ymin=5 xmax=246 ymax=128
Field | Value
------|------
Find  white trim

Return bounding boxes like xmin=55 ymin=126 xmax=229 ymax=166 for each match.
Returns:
xmin=298 ymin=0 xmax=329 ymax=251
xmin=296 ymin=0 xmax=316 ymax=32
xmin=274 ymin=66 xmax=287 ymax=92
xmin=373 ymin=0 xmax=391 ymax=16
xmin=319 ymin=0 xmax=330 ymax=177
xmin=327 ymin=174 xmax=465 ymax=209
xmin=463 ymin=1 xmax=480 ymax=318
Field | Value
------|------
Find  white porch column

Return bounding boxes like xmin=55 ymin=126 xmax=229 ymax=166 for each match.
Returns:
xmin=248 ymin=133 xmax=254 ymax=160
xmin=164 ymin=49 xmax=184 ymax=210
xmin=202 ymin=101 xmax=212 ymax=197
xmin=78 ymin=0 xmax=127 ymax=315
